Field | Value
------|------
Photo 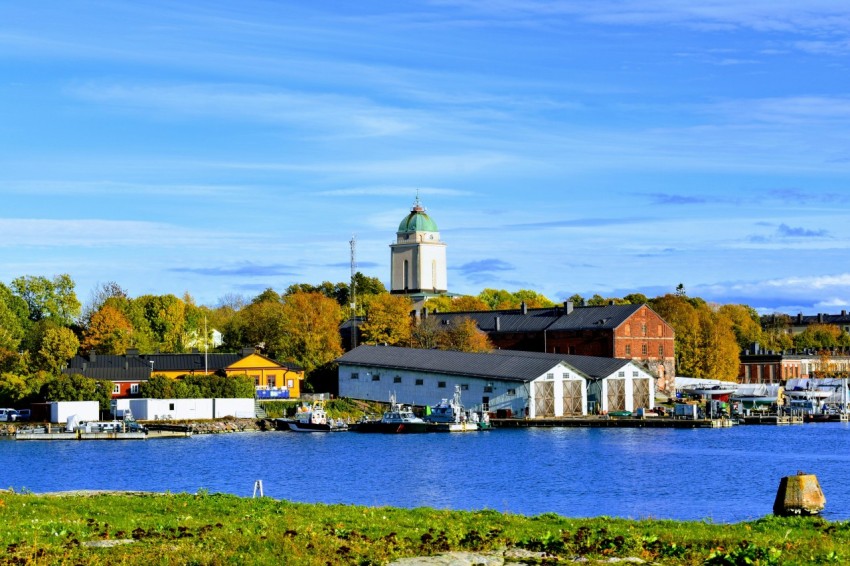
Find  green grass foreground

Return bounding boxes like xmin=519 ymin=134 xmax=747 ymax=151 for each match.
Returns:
xmin=0 ymin=492 xmax=847 ymax=565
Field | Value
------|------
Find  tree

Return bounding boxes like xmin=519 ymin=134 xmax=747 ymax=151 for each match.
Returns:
xmin=40 ymin=374 xmax=113 ymax=411
xmin=717 ymin=304 xmax=764 ymax=351
xmin=38 ymin=326 xmax=80 ymax=373
xmin=512 ymin=289 xmax=554 ymax=309
xmin=0 ymin=289 xmax=25 ymax=352
xmin=82 ymin=305 xmax=134 ymax=354
xmin=567 ymin=294 xmax=585 ymax=307
xmin=794 ymin=324 xmax=848 ymax=350
xmin=238 ymin=300 xmax=287 ymax=352
xmin=623 ymin=293 xmax=649 ymax=305
xmin=410 ymin=316 xmax=443 ymax=349
xmin=586 ymin=294 xmax=607 ymax=306
xmin=11 ymin=274 xmax=81 ymax=326
xmin=251 ymin=288 xmax=283 ymax=305
xmin=135 ymin=294 xmax=187 ymax=352
xmin=477 ymin=289 xmax=517 ymax=310
xmin=439 ymin=317 xmax=493 ymax=353
xmin=359 ymin=294 xmax=413 ymax=347
xmin=275 ymin=291 xmax=343 ymax=373
xmin=80 ymin=281 xmax=128 ymax=325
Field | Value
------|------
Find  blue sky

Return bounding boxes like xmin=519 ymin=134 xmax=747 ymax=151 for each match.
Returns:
xmin=2 ymin=1 xmax=850 ymax=315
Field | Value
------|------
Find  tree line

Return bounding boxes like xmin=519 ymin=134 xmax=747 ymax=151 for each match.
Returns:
xmin=3 ymin=273 xmax=850 ymax=408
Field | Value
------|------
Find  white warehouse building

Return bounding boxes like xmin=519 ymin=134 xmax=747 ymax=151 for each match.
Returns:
xmin=337 ymin=346 xmax=654 ymax=417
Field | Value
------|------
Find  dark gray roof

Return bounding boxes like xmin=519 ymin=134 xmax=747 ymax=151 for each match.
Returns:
xmin=64 ymin=354 xmax=151 ymax=382
xmin=337 ymin=345 xmax=631 ymax=382
xmin=428 ymin=303 xmax=645 ymax=333
xmin=142 ymin=353 xmax=242 ymax=372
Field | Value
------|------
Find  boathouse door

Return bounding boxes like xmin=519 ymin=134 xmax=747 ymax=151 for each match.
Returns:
xmin=534 ymin=381 xmax=555 ymax=417
xmin=562 ymin=380 xmax=582 ymax=416
xmin=607 ymin=379 xmax=626 ymax=412
xmin=633 ymin=378 xmax=650 ymax=409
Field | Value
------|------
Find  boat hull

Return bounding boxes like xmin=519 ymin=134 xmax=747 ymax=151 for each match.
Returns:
xmin=350 ymin=421 xmax=431 ymax=433
xmin=288 ymin=421 xmax=347 ymax=432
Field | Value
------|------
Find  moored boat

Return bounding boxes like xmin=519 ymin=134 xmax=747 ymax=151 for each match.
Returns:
xmin=350 ymin=393 xmax=429 ymax=433
xmin=425 ymin=385 xmax=489 ymax=431
xmin=288 ymin=398 xmax=348 ymax=432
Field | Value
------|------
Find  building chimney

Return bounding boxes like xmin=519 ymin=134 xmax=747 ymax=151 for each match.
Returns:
xmin=818 ymin=313 xmax=825 ymax=323
xmin=521 ymin=301 xmax=527 ymax=315
xmin=494 ymin=316 xmax=501 ymax=332
xmin=843 ymin=310 xmax=847 ymax=317
xmin=89 ymin=351 xmax=97 ymax=363
xmin=797 ymin=313 xmax=803 ymax=324
xmin=565 ymin=300 xmax=574 ymax=315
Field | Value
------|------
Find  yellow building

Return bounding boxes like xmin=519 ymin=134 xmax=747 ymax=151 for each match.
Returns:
xmin=131 ymin=348 xmax=305 ymax=399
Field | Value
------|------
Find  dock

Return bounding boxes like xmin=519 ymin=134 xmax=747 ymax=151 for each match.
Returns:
xmin=491 ymin=417 xmax=735 ymax=429
xmin=738 ymin=415 xmax=804 ymax=425
xmin=15 ymin=430 xmax=147 ymax=440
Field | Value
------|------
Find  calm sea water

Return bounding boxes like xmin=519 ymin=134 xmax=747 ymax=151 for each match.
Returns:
xmin=3 ymin=424 xmax=850 ymax=523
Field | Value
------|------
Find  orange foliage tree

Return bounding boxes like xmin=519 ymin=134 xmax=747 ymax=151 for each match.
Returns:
xmin=82 ymin=305 xmax=134 ymax=355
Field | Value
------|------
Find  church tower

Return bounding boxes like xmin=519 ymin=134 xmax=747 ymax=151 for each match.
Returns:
xmin=390 ymin=196 xmax=447 ymax=296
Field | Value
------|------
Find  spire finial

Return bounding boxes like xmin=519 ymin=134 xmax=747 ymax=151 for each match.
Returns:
xmin=412 ymin=190 xmax=424 ymax=212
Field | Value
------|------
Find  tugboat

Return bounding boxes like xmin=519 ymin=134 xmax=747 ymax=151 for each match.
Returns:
xmin=288 ymin=398 xmax=348 ymax=432
xmin=350 ymin=393 xmax=430 ymax=433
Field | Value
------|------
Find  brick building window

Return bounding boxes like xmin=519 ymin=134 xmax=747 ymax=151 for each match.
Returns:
xmin=641 ymin=323 xmax=647 ymax=336
xmin=659 ymin=344 xmax=664 ymax=356
xmin=625 ymin=345 xmax=631 ymax=355
xmin=641 ymin=344 xmax=648 ymax=355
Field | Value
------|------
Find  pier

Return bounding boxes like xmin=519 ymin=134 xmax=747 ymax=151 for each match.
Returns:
xmin=491 ymin=417 xmax=735 ymax=429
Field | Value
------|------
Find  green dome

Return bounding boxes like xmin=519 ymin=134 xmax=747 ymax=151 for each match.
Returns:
xmin=398 ymin=204 xmax=438 ymax=232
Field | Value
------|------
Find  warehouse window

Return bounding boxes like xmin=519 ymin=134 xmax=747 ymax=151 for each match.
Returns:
xmin=484 ymin=384 xmax=493 ymax=393
xmin=393 ymin=376 xmax=402 ymax=384
xmin=437 ymin=381 xmax=446 ymax=388
xmin=633 ymin=371 xmax=638 ymax=377
xmin=618 ymin=371 xmax=625 ymax=377
xmin=372 ymin=374 xmax=381 ymax=381
xmin=415 ymin=379 xmax=424 ymax=386
xmin=460 ymin=384 xmax=469 ymax=390
xmin=563 ymin=373 xmax=569 ymax=380
xmin=507 ymin=388 xmax=516 ymax=396
xmin=351 ymin=372 xmax=359 ymax=380
xmin=546 ymin=373 xmax=554 ymax=380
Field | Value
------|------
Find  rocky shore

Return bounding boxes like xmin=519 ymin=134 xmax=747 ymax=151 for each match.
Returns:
xmin=1 ymin=418 xmax=282 ymax=436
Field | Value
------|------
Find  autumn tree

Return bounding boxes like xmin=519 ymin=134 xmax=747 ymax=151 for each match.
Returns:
xmin=717 ymin=303 xmax=764 ymax=351
xmin=80 ymin=281 xmax=128 ymax=325
xmin=359 ymin=293 xmax=413 ymax=346
xmin=410 ymin=316 xmax=443 ymax=349
xmin=82 ymin=304 xmax=134 ymax=354
xmin=274 ymin=291 xmax=343 ymax=373
xmin=439 ymin=317 xmax=493 ymax=352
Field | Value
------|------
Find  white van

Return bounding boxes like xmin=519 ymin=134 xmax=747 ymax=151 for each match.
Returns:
xmin=0 ymin=408 xmax=19 ymax=422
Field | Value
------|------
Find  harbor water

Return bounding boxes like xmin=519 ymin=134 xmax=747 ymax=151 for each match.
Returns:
xmin=4 ymin=423 xmax=850 ymax=523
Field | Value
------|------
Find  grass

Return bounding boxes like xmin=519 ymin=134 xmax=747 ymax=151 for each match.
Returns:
xmin=1 ymin=492 xmax=848 ymax=565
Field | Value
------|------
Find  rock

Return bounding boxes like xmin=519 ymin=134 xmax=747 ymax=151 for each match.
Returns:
xmin=773 ymin=472 xmax=826 ymax=516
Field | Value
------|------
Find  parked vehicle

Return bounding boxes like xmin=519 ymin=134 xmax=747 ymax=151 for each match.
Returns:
xmin=15 ymin=409 xmax=31 ymax=421
xmin=0 ymin=408 xmax=20 ymax=422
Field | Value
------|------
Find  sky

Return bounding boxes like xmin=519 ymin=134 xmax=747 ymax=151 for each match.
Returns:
xmin=2 ymin=1 xmax=850 ymax=315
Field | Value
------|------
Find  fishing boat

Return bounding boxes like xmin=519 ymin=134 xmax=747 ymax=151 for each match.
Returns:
xmin=288 ymin=398 xmax=347 ymax=432
xmin=350 ymin=393 xmax=430 ymax=433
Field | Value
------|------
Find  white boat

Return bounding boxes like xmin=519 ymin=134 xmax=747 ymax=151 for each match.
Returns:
xmin=288 ymin=399 xmax=347 ymax=432
xmin=425 ymin=385 xmax=489 ymax=431
xmin=351 ymin=393 xmax=430 ymax=433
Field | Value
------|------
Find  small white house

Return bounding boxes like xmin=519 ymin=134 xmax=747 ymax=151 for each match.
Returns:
xmin=337 ymin=346 xmax=654 ymax=417
xmin=50 ymin=401 xmax=100 ymax=424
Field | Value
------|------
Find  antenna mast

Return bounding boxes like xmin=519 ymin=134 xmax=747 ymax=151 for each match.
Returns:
xmin=350 ymin=235 xmax=357 ymax=348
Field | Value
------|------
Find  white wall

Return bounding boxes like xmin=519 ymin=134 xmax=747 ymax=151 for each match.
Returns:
xmin=599 ymin=363 xmax=655 ymax=413
xmin=115 ymin=398 xmax=256 ymax=420
xmin=338 ymin=362 xmax=528 ymax=415
xmin=50 ymin=401 xmax=99 ymax=423
xmin=213 ymin=398 xmax=255 ymax=418
xmin=528 ymin=364 xmax=588 ymax=417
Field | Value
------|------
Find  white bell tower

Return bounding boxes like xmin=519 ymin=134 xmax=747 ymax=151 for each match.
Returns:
xmin=390 ymin=195 xmax=447 ymax=295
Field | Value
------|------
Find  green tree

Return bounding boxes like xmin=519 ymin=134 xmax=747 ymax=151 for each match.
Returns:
xmin=623 ymin=293 xmax=649 ymax=305
xmin=794 ymin=324 xmax=848 ymax=350
xmin=359 ymin=293 xmax=413 ymax=346
xmin=477 ymin=289 xmax=517 ymax=310
xmin=38 ymin=326 xmax=80 ymax=373
xmin=11 ymin=274 xmax=81 ymax=325
xmin=567 ymin=294 xmax=585 ymax=307
xmin=139 ymin=375 xmax=177 ymax=398
xmin=512 ymin=289 xmax=554 ymax=309
xmin=40 ymin=374 xmax=113 ymax=411
xmin=135 ymin=294 xmax=187 ymax=352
